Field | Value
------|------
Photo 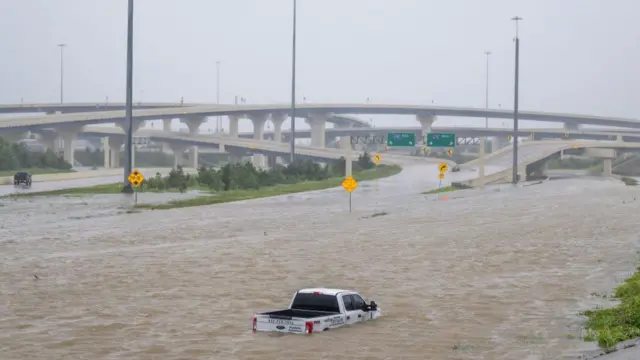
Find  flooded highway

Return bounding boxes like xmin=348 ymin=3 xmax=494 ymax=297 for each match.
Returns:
xmin=0 ymin=168 xmax=194 ymax=196
xmin=1 ymin=159 xmax=639 ymax=360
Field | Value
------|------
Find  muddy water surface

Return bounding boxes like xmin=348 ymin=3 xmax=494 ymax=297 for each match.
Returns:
xmin=1 ymin=161 xmax=639 ymax=360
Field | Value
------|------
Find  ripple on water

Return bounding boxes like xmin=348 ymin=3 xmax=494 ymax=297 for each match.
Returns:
xmin=1 ymin=169 xmax=639 ymax=359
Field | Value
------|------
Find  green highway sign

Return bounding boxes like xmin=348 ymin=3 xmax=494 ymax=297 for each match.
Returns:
xmin=387 ymin=132 xmax=416 ymax=147
xmin=426 ymin=133 xmax=456 ymax=147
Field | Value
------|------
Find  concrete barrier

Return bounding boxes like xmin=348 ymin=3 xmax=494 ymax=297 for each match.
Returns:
xmin=0 ymin=167 xmax=198 ymax=185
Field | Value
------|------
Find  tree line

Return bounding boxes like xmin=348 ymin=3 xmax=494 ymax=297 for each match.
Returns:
xmin=143 ymin=152 xmax=377 ymax=192
xmin=0 ymin=137 xmax=71 ymax=171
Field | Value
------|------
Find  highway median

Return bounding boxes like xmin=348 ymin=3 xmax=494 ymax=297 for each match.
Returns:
xmin=5 ymin=154 xmax=402 ymax=209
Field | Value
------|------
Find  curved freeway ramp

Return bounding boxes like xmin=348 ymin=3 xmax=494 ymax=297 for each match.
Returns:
xmin=460 ymin=140 xmax=640 ymax=186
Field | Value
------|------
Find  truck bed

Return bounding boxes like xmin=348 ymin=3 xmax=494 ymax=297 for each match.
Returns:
xmin=260 ymin=309 xmax=339 ymax=319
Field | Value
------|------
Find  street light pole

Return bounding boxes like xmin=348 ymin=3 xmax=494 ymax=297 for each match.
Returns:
xmin=57 ymin=44 xmax=67 ymax=104
xmin=216 ymin=61 xmax=221 ymax=132
xmin=122 ymin=0 xmax=135 ymax=193
xmin=511 ymin=16 xmax=522 ymax=185
xmin=289 ymin=0 xmax=297 ymax=163
xmin=479 ymin=51 xmax=491 ymax=189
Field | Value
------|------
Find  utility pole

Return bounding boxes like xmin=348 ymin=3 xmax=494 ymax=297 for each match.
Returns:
xmin=479 ymin=51 xmax=491 ymax=189
xmin=216 ymin=61 xmax=221 ymax=132
xmin=289 ymin=0 xmax=297 ymax=163
xmin=511 ymin=16 xmax=522 ymax=185
xmin=57 ymin=44 xmax=67 ymax=104
xmin=122 ymin=0 xmax=135 ymax=193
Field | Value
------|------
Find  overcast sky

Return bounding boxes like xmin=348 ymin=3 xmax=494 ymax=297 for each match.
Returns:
xmin=1 ymin=0 xmax=639 ymax=131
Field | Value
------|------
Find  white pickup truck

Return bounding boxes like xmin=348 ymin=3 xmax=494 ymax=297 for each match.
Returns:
xmin=252 ymin=288 xmax=382 ymax=334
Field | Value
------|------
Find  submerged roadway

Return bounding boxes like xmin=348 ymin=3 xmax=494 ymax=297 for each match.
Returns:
xmin=1 ymin=156 xmax=638 ymax=359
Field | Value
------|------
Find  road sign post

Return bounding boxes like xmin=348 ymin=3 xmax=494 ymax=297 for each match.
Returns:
xmin=387 ymin=132 xmax=416 ymax=147
xmin=127 ymin=169 xmax=145 ymax=206
xmin=341 ymin=176 xmax=358 ymax=212
xmin=427 ymin=133 xmax=456 ymax=147
xmin=437 ymin=162 xmax=448 ymax=190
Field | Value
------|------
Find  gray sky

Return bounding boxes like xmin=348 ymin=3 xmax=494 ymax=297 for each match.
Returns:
xmin=1 ymin=0 xmax=639 ymax=132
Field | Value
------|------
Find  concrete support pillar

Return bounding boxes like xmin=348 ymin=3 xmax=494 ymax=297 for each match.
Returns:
xmin=267 ymin=155 xmax=278 ymax=169
xmin=57 ymin=125 xmax=84 ymax=166
xmin=117 ymin=120 xmax=145 ymax=134
xmin=249 ymin=114 xmax=268 ymax=167
xmin=104 ymin=136 xmax=124 ymax=168
xmin=102 ymin=137 xmax=109 ymax=168
xmin=181 ymin=116 xmax=205 ymax=135
xmin=306 ymin=113 xmax=329 ymax=148
xmin=416 ymin=113 xmax=436 ymax=144
xmin=603 ymin=158 xmax=612 ymax=177
xmin=41 ymin=133 xmax=58 ymax=152
xmin=163 ymin=118 xmax=172 ymax=132
xmin=271 ymin=112 xmax=287 ymax=142
xmin=564 ymin=122 xmax=581 ymax=132
xmin=250 ymin=114 xmax=267 ymax=140
xmin=181 ymin=116 xmax=205 ymax=169
xmin=187 ymin=148 xmax=198 ymax=168
xmin=170 ymin=143 xmax=188 ymax=168
xmin=228 ymin=115 xmax=240 ymax=138
xmin=617 ymin=135 xmax=624 ymax=142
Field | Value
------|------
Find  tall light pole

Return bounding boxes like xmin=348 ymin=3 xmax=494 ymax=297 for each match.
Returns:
xmin=216 ymin=61 xmax=221 ymax=132
xmin=479 ymin=51 xmax=491 ymax=189
xmin=289 ymin=0 xmax=297 ymax=163
xmin=484 ymin=51 xmax=491 ymax=129
xmin=122 ymin=0 xmax=135 ymax=193
xmin=57 ymin=44 xmax=67 ymax=104
xmin=511 ymin=16 xmax=522 ymax=185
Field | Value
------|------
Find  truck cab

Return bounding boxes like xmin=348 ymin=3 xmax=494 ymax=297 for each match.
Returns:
xmin=13 ymin=172 xmax=32 ymax=187
xmin=252 ymin=288 xmax=381 ymax=334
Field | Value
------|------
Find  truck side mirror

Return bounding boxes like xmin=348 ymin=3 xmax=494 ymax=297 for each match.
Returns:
xmin=369 ymin=301 xmax=377 ymax=311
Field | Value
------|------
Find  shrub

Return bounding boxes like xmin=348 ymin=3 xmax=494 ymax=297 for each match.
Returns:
xmin=141 ymin=156 xmax=378 ymax=193
xmin=0 ymin=137 xmax=71 ymax=171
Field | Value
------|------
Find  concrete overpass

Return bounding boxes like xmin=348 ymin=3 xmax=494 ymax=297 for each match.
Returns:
xmin=71 ymin=125 xmax=640 ymax=170
xmin=5 ymin=102 xmax=640 ymax=168
xmin=460 ymin=139 xmax=640 ymax=186
xmin=3 ymin=103 xmax=640 ymax=132
xmin=219 ymin=126 xmax=640 ymax=144
xmin=0 ymin=102 xmax=201 ymax=114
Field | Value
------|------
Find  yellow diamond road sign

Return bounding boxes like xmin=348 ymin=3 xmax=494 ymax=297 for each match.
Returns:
xmin=438 ymin=162 xmax=448 ymax=173
xmin=374 ymin=154 xmax=381 ymax=165
xmin=127 ymin=169 xmax=145 ymax=188
xmin=341 ymin=176 xmax=358 ymax=193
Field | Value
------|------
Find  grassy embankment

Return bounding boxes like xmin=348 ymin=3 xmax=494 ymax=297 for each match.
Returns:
xmin=583 ymin=267 xmax=640 ymax=349
xmin=6 ymin=165 xmax=402 ymax=209
xmin=422 ymin=183 xmax=472 ymax=195
xmin=0 ymin=168 xmax=75 ymax=177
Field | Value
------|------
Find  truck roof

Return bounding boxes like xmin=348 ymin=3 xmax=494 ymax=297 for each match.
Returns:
xmin=298 ymin=288 xmax=351 ymax=296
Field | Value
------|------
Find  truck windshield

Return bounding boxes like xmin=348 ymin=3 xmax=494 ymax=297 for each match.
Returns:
xmin=291 ymin=293 xmax=340 ymax=313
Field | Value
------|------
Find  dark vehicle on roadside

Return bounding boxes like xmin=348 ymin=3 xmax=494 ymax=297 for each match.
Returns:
xmin=13 ymin=172 xmax=32 ymax=187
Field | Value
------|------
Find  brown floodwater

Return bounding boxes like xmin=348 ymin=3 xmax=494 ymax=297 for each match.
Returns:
xmin=1 ymin=161 xmax=639 ymax=360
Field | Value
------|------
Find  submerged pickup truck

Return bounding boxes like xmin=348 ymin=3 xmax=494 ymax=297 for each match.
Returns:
xmin=252 ymin=288 xmax=381 ymax=334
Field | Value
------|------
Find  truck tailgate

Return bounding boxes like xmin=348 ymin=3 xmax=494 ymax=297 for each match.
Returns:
xmin=253 ymin=315 xmax=312 ymax=334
